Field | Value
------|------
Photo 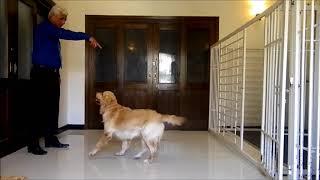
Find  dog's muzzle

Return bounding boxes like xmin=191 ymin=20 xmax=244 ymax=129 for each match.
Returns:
xmin=95 ymin=99 xmax=100 ymax=105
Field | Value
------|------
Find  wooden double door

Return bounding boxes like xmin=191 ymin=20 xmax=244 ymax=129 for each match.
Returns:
xmin=85 ymin=16 xmax=219 ymax=130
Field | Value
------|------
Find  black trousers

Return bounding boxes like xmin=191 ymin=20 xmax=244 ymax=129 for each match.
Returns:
xmin=29 ymin=66 xmax=60 ymax=145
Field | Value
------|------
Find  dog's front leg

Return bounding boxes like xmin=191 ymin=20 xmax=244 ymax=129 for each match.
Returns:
xmin=89 ymin=132 xmax=112 ymax=156
xmin=115 ymin=140 xmax=131 ymax=156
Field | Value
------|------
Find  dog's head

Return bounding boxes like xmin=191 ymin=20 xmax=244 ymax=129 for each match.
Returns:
xmin=96 ymin=91 xmax=117 ymax=114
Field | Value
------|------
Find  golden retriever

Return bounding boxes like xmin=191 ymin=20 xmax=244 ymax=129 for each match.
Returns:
xmin=89 ymin=91 xmax=185 ymax=163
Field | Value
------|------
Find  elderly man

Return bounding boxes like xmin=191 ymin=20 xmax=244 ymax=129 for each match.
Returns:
xmin=28 ymin=5 xmax=101 ymax=155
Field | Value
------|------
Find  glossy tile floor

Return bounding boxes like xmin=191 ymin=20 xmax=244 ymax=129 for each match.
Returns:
xmin=1 ymin=130 xmax=267 ymax=179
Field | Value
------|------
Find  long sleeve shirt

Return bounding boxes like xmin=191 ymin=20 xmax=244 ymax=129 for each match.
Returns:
xmin=32 ymin=20 xmax=90 ymax=69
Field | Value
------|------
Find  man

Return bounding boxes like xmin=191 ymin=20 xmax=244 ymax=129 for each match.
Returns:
xmin=28 ymin=5 xmax=101 ymax=155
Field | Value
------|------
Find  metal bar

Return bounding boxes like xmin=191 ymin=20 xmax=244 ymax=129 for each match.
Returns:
xmin=266 ymin=13 xmax=272 ymax=174
xmin=261 ymin=9 xmax=268 ymax=167
xmin=314 ymin=2 xmax=320 ymax=180
xmin=218 ymin=113 xmax=240 ymax=119
xmin=220 ymin=46 xmax=243 ymax=57
xmin=220 ymin=56 xmax=243 ymax=64
xmin=219 ymin=74 xmax=242 ymax=78
xmin=220 ymin=37 xmax=244 ymax=50
xmin=316 ymin=15 xmax=320 ymax=180
xmin=219 ymin=65 xmax=243 ymax=71
xmin=218 ymin=106 xmax=241 ymax=112
xmin=261 ymin=130 xmax=279 ymax=143
xmin=233 ymin=33 xmax=239 ymax=142
xmin=209 ymin=47 xmax=214 ymax=130
xmin=219 ymin=82 xmax=242 ymax=85
xmin=240 ymin=29 xmax=246 ymax=150
xmin=275 ymin=6 xmax=282 ymax=176
xmin=218 ymin=44 xmax=222 ymax=134
xmin=218 ymin=97 xmax=241 ymax=102
xmin=264 ymin=14 xmax=270 ymax=174
xmin=223 ymin=56 xmax=227 ymax=135
xmin=268 ymin=10 xmax=275 ymax=175
xmin=307 ymin=1 xmax=315 ymax=179
xmin=218 ymin=90 xmax=242 ymax=94
xmin=278 ymin=1 xmax=290 ymax=179
xmin=287 ymin=1 xmax=301 ymax=178
xmin=264 ymin=38 xmax=283 ymax=48
xmin=299 ymin=1 xmax=307 ymax=178
xmin=271 ymin=9 xmax=278 ymax=176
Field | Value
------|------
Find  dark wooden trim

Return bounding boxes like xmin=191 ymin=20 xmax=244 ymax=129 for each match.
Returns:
xmin=85 ymin=15 xmax=90 ymax=129
xmin=86 ymin=16 xmax=218 ymax=24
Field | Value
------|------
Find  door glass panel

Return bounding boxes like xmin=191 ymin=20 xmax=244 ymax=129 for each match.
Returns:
xmin=0 ymin=0 xmax=8 ymax=78
xmin=159 ymin=30 xmax=179 ymax=84
xmin=95 ymin=28 xmax=117 ymax=82
xmin=18 ymin=1 xmax=33 ymax=80
xmin=187 ymin=28 xmax=209 ymax=83
xmin=124 ymin=29 xmax=147 ymax=83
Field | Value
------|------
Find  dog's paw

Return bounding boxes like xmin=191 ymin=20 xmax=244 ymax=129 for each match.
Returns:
xmin=133 ymin=155 xmax=142 ymax=159
xmin=115 ymin=152 xmax=125 ymax=156
xmin=89 ymin=149 xmax=97 ymax=156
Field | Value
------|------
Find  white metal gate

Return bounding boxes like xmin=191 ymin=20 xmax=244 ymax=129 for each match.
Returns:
xmin=209 ymin=1 xmax=290 ymax=179
xmin=288 ymin=0 xmax=320 ymax=179
xmin=210 ymin=0 xmax=320 ymax=179
xmin=260 ymin=1 xmax=289 ymax=178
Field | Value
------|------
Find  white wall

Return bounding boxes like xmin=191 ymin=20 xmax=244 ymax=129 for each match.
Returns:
xmin=54 ymin=0 xmax=275 ymax=126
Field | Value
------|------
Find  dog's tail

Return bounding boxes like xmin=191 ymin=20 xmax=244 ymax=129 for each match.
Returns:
xmin=160 ymin=114 xmax=186 ymax=126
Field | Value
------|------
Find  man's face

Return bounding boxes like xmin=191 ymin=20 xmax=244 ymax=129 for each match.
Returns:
xmin=50 ymin=14 xmax=66 ymax=28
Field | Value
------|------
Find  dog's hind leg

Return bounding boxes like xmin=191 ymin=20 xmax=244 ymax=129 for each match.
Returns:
xmin=89 ymin=133 xmax=112 ymax=156
xmin=115 ymin=140 xmax=131 ymax=156
xmin=143 ymin=139 xmax=159 ymax=164
xmin=134 ymin=139 xmax=148 ymax=159
xmin=142 ymin=123 xmax=164 ymax=163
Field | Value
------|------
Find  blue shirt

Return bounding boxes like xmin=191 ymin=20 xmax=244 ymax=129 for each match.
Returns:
xmin=32 ymin=20 xmax=90 ymax=68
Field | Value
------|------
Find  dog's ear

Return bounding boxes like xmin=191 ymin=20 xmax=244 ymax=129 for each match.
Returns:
xmin=102 ymin=91 xmax=117 ymax=104
xmin=108 ymin=93 xmax=117 ymax=103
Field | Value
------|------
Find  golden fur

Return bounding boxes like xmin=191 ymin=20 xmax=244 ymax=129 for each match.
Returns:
xmin=89 ymin=91 xmax=185 ymax=163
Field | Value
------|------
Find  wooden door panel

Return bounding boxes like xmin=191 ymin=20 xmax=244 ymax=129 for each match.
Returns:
xmin=121 ymin=88 xmax=152 ymax=109
xmin=122 ymin=23 xmax=153 ymax=109
xmin=181 ymin=90 xmax=209 ymax=130
xmin=155 ymin=90 xmax=181 ymax=129
xmin=87 ymin=24 xmax=119 ymax=129
xmin=154 ymin=24 xmax=182 ymax=130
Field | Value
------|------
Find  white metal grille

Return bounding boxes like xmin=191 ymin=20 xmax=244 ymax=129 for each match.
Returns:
xmin=260 ymin=2 xmax=289 ymax=178
xmin=288 ymin=0 xmax=320 ymax=179
xmin=209 ymin=1 xmax=289 ymax=179
xmin=209 ymin=0 xmax=320 ymax=179
xmin=217 ymin=31 xmax=246 ymax=148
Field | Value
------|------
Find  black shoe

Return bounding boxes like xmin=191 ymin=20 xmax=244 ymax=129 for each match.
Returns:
xmin=45 ymin=136 xmax=69 ymax=148
xmin=27 ymin=146 xmax=47 ymax=155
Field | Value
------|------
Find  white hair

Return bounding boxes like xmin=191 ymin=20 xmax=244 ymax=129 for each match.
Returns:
xmin=48 ymin=5 xmax=68 ymax=19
